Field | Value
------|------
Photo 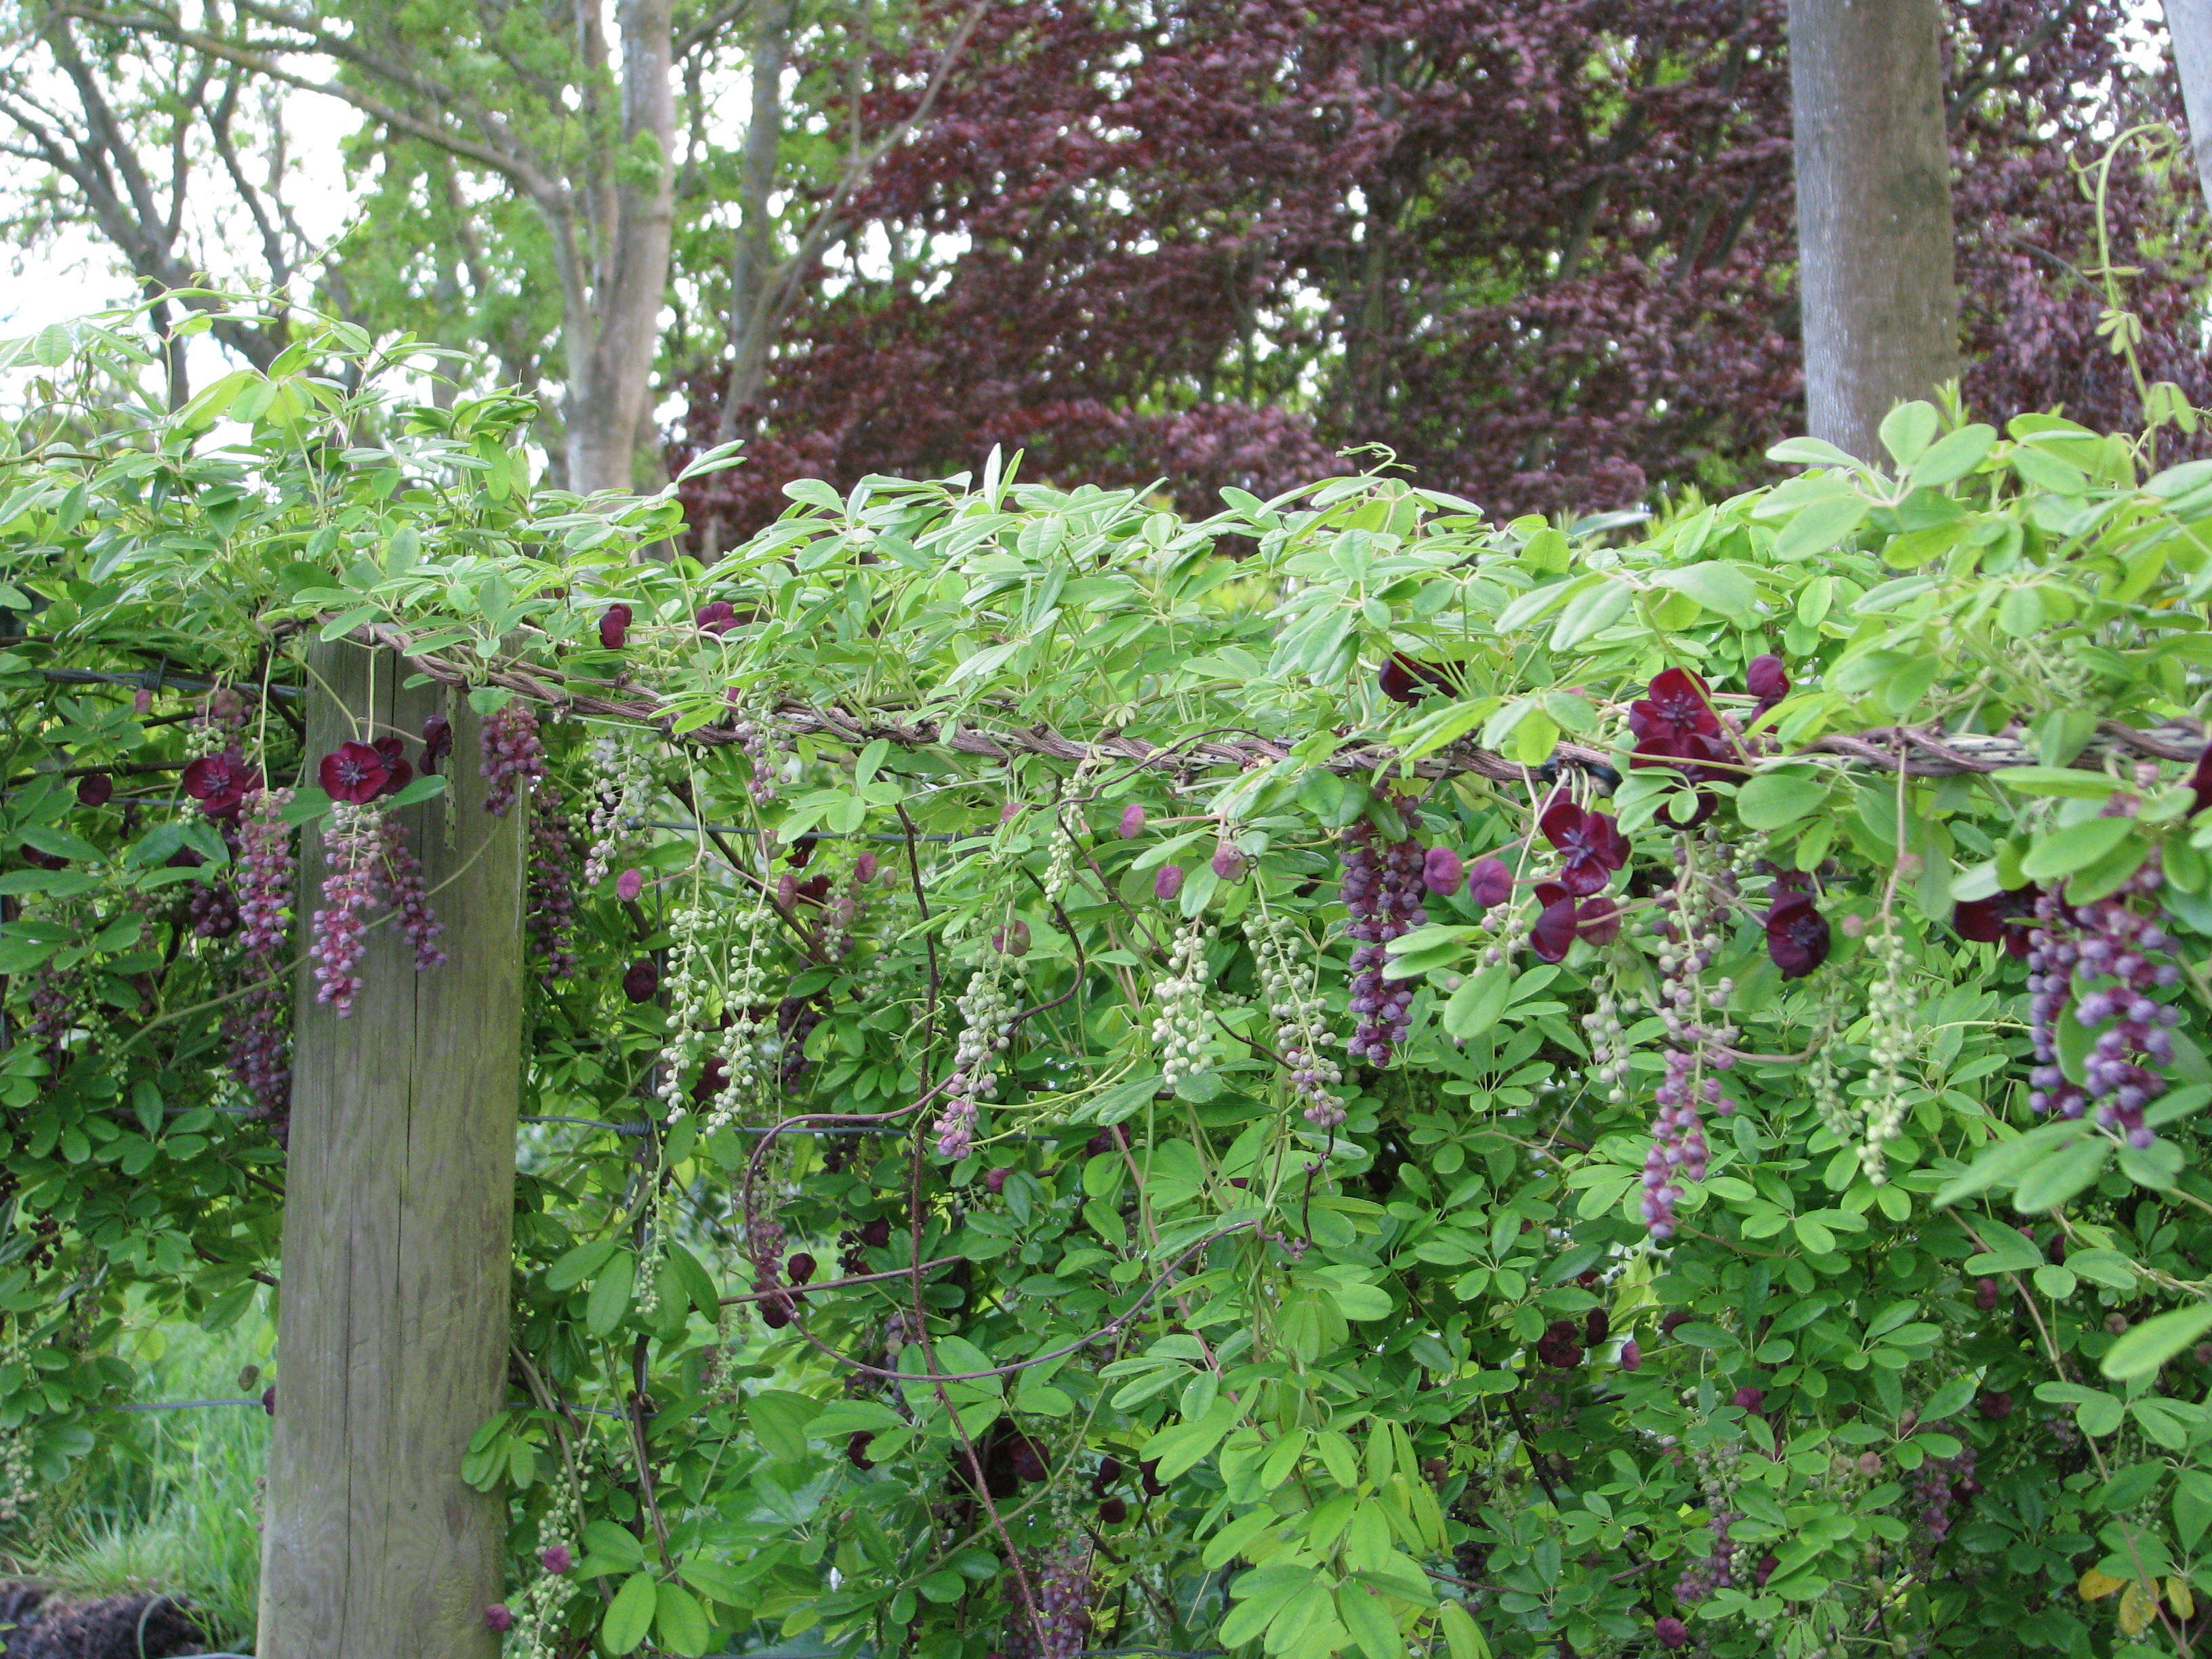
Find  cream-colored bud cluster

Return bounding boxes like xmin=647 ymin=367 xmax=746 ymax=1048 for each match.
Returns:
xmin=581 ymin=731 xmax=655 ymax=886
xmin=1859 ymin=920 xmax=1916 ymax=1183
xmin=1242 ymin=909 xmax=1345 ymax=1126
xmin=1150 ymin=916 xmax=1217 ymax=1091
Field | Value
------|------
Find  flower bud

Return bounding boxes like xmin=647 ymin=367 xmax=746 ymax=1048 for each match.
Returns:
xmin=598 ymin=602 xmax=632 ymax=650
xmin=1118 ymin=802 xmax=1146 ymax=839
xmin=787 ymin=1252 xmax=817 ymax=1286
xmin=622 ymin=959 xmax=660 ymax=1003
xmin=1618 ymin=1338 xmax=1641 ymax=1372
xmin=540 ymin=1544 xmax=572 ymax=1576
xmin=485 ymin=1605 xmax=514 ymax=1633
xmin=1154 ymin=864 xmax=1185 ymax=902
xmin=854 ymin=852 xmax=879 ymax=884
xmin=615 ymin=867 xmax=645 ymax=901
xmin=1211 ymin=843 xmax=1246 ymax=882
xmin=75 ymin=773 xmax=112 ymax=808
xmin=1466 ymin=856 xmax=1513 ymax=909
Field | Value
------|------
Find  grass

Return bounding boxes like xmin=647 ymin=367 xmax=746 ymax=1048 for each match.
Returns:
xmin=4 ymin=1312 xmax=272 ymax=1652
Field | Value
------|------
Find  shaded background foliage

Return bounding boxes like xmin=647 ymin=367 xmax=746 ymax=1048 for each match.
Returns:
xmin=672 ymin=0 xmax=2212 ymax=543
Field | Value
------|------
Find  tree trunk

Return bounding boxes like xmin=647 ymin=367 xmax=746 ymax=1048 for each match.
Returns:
xmin=259 ymin=644 xmax=525 ymax=1659
xmin=2167 ymin=2 xmax=2212 ymax=213
xmin=719 ymin=0 xmax=798 ymax=443
xmin=565 ymin=0 xmax=677 ymax=493
xmin=1786 ymin=0 xmax=1960 ymax=459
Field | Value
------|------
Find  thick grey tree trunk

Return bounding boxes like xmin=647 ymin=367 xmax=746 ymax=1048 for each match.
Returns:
xmin=1786 ymin=0 xmax=1961 ymax=459
xmin=260 ymin=644 xmax=525 ymax=1659
xmin=2167 ymin=2 xmax=2212 ymax=213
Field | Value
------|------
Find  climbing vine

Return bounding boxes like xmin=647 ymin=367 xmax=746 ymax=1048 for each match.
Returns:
xmin=9 ymin=312 xmax=2212 ymax=1658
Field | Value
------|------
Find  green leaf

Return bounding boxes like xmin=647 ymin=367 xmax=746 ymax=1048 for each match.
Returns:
xmin=584 ymin=1249 xmax=636 ymax=1336
xmin=1992 ymin=766 xmax=2126 ymax=800
xmin=1773 ymin=493 xmax=1870 ymax=561
xmin=747 ymin=1389 xmax=825 ymax=1463
xmin=1908 ymin=424 xmax=1998 ymax=488
xmin=1439 ymin=1600 xmax=1492 ymax=1659
xmin=1736 ymin=768 xmax=1828 ymax=831
xmin=1656 ymin=560 xmax=1758 ymax=619
xmin=2102 ymin=1305 xmax=2212 ymax=1382
xmin=1441 ymin=966 xmax=1513 ymax=1040
xmin=1767 ymin=435 xmax=1863 ymax=468
xmin=1336 ymin=1584 xmax=1401 ymax=1659
xmin=2011 ymin=1136 xmax=2112 ymax=1214
xmin=383 ymin=773 xmax=449 ymax=809
xmin=1879 ymin=402 xmax=1940 ymax=467
xmin=1935 ymin=1120 xmax=2086 ymax=1208
xmin=1548 ymin=579 xmax=1633 ymax=649
xmin=653 ymin=1582 xmax=714 ymax=1656
xmin=1921 ymin=1371 xmax=1982 ymax=1422
xmin=2020 ymin=817 xmax=2134 ymax=882
xmin=602 ymin=1573 xmax=659 ymax=1654
xmin=545 ymin=1239 xmax=621 ymax=1291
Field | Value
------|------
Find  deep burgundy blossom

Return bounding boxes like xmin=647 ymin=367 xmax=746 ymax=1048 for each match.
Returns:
xmin=1534 ymin=1319 xmax=1583 ymax=1368
xmin=695 ymin=600 xmax=739 ymax=636
xmin=1764 ymin=893 xmax=1831 ymax=978
xmin=1576 ymin=894 xmax=1621 ymax=947
xmin=1746 ymin=654 xmax=1790 ymax=716
xmin=419 ymin=715 xmax=453 ymax=775
xmin=623 ymin=959 xmax=661 ymax=1003
xmin=599 ymin=602 xmax=633 ymax=649
xmin=1954 ymin=885 xmax=2041 ymax=959
xmin=1466 ymin=856 xmax=1514 ymax=909
xmin=370 ymin=736 xmax=413 ymax=796
xmin=75 ymin=773 xmax=112 ymax=807
xmin=2190 ymin=745 xmax=2212 ymax=816
xmin=319 ymin=742 xmax=390 ymax=805
xmin=1529 ymin=885 xmax=1580 ymax=963
xmin=1538 ymin=799 xmax=1628 ymax=896
xmin=181 ymin=750 xmax=260 ymax=817
xmin=20 ymin=846 xmax=67 ymax=872
xmin=1378 ymin=653 xmax=1462 ymax=705
xmin=1629 ymin=668 xmax=1721 ymax=744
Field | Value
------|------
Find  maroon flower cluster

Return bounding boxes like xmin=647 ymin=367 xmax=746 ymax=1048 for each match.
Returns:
xmin=223 ymin=787 xmax=296 ymax=1122
xmin=526 ymin=794 xmax=580 ymax=983
xmin=1339 ymin=800 xmax=1428 ymax=1066
xmin=318 ymin=737 xmax=412 ymax=805
xmin=480 ymin=704 xmax=547 ymax=817
xmin=1526 ymin=799 xmax=1626 ymax=963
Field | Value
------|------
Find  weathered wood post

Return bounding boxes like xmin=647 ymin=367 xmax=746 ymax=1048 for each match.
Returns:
xmin=260 ymin=642 xmax=525 ymax=1658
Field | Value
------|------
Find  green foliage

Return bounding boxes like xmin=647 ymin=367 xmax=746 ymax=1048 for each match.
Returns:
xmin=13 ymin=313 xmax=2212 ymax=1658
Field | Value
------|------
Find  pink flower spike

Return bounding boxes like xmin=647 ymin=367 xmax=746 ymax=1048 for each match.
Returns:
xmin=615 ymin=867 xmax=645 ymax=901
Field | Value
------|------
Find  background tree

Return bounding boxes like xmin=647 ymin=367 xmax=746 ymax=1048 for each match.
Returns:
xmin=1787 ymin=0 xmax=1960 ymax=459
xmin=672 ymin=0 xmax=2210 ymax=541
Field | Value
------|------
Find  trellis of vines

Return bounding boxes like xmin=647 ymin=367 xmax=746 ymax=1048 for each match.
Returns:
xmin=9 ymin=311 xmax=2212 ymax=1658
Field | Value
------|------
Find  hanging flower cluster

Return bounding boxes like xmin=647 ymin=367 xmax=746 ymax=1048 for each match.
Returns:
xmin=480 ymin=704 xmax=546 ymax=817
xmin=305 ymin=737 xmax=443 ymax=1017
xmin=1339 ymin=800 xmax=1427 ymax=1065
xmin=224 ymin=786 xmax=296 ymax=1120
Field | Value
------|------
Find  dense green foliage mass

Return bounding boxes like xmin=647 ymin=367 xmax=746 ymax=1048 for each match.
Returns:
xmin=14 ymin=314 xmax=2212 ymax=1658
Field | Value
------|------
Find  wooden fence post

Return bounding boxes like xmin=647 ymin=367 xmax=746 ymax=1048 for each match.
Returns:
xmin=260 ymin=642 xmax=525 ymax=1659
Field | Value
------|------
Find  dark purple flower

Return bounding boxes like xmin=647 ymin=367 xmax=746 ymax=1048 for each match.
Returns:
xmin=2190 ymin=743 xmax=2212 ymax=816
xmin=1655 ymin=1615 xmax=1689 ymax=1650
xmin=1584 ymin=1307 xmax=1610 ymax=1345
xmin=787 ymin=1252 xmax=817 ymax=1285
xmin=75 ymin=773 xmax=113 ymax=808
xmin=1629 ymin=668 xmax=1721 ymax=743
xmin=1746 ymin=653 xmax=1790 ymax=716
xmin=182 ymin=750 xmax=261 ymax=817
xmin=623 ymin=959 xmax=660 ymax=1003
xmin=1538 ymin=799 xmax=1629 ymax=896
xmin=1535 ymin=1318 xmax=1583 ymax=1368
xmin=696 ymin=600 xmax=739 ymax=636
xmin=1467 ymin=855 xmax=1514 ymax=909
xmin=1732 ymin=1385 xmax=1765 ymax=1413
xmin=847 ymin=1431 xmax=875 ymax=1469
xmin=599 ymin=602 xmax=633 ymax=649
xmin=1953 ymin=885 xmax=2040 ymax=960
xmin=1530 ymin=884 xmax=1580 ymax=963
xmin=20 ymin=846 xmax=66 ymax=872
xmin=540 ymin=1544 xmax=572 ymax=1576
xmin=370 ymin=736 xmax=413 ymax=796
xmin=1422 ymin=846 xmax=1464 ymax=895
xmin=484 ymin=1605 xmax=514 ymax=1633
xmin=1154 ymin=864 xmax=1185 ymax=902
xmin=1378 ymin=653 xmax=1463 ymax=705
xmin=1764 ymin=893 xmax=1830 ymax=978
xmin=419 ymin=715 xmax=452 ymax=775
xmin=853 ymin=852 xmax=879 ymax=884
xmin=1576 ymin=895 xmax=1621 ymax=946
xmin=318 ymin=742 xmax=390 ymax=805
xmin=1618 ymin=1338 xmax=1641 ymax=1372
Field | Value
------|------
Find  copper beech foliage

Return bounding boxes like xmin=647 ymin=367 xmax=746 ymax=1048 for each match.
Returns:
xmin=20 ymin=318 xmax=2212 ymax=1659
xmin=674 ymin=0 xmax=2209 ymax=544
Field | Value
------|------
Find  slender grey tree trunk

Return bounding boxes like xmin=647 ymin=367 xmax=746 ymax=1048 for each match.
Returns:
xmin=720 ymin=0 xmax=798 ymax=444
xmin=1786 ymin=0 xmax=1960 ymax=459
xmin=565 ymin=0 xmax=677 ymax=493
xmin=2167 ymin=2 xmax=2212 ymax=213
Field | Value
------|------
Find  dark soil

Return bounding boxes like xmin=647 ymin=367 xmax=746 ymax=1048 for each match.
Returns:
xmin=0 ymin=1584 xmax=208 ymax=1658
